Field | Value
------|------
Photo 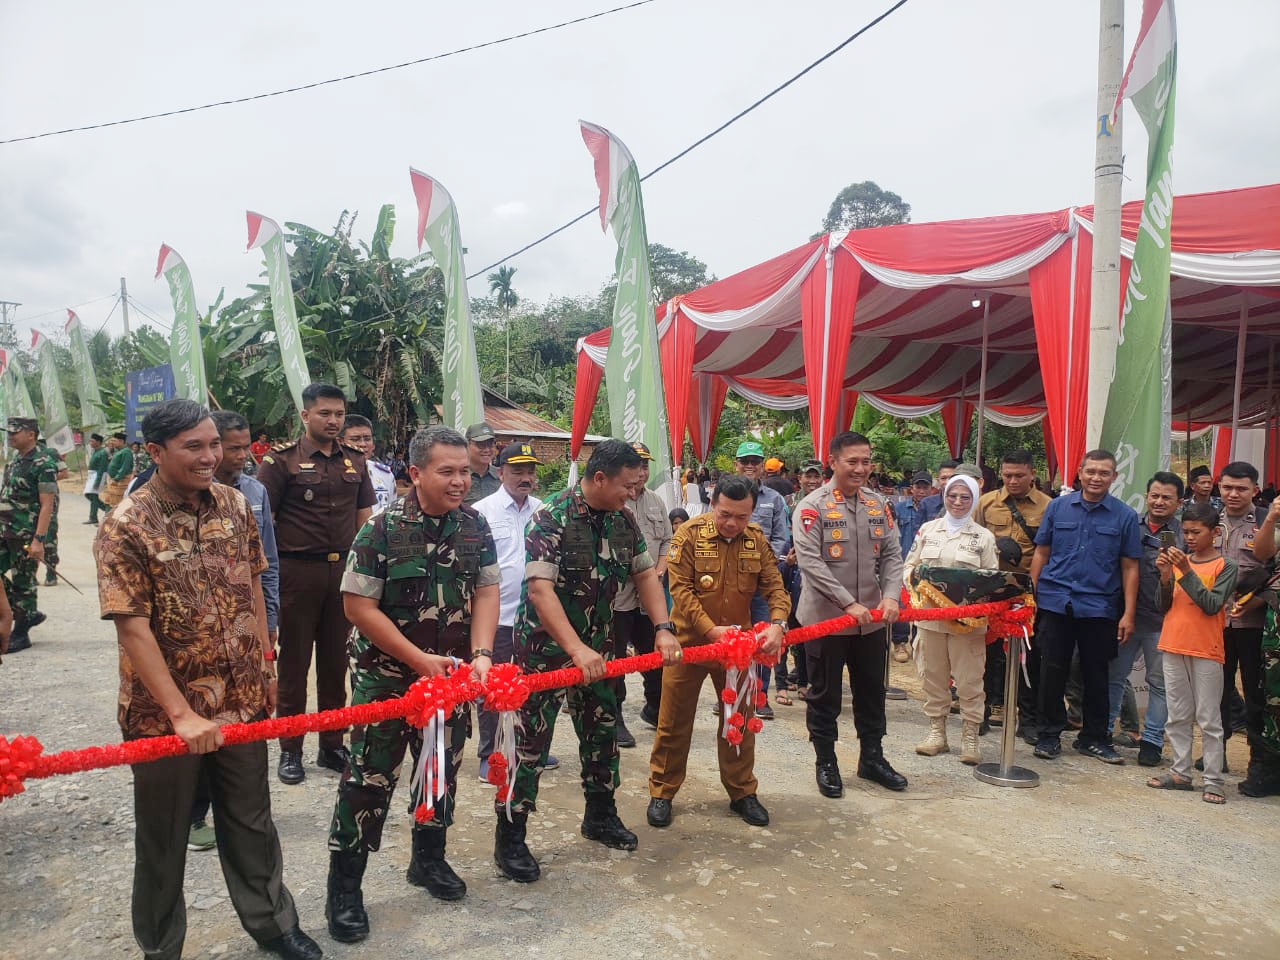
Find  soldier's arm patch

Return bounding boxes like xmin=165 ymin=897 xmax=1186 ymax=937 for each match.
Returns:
xmin=477 ymin=562 xmax=502 ymax=588
xmin=340 ymin=570 xmax=384 ymax=600
xmin=630 ymin=547 xmax=655 ymax=575
xmin=799 ymin=508 xmax=819 ymax=535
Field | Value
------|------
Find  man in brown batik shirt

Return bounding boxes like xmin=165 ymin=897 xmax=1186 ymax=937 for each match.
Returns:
xmin=95 ymin=398 xmax=321 ymax=960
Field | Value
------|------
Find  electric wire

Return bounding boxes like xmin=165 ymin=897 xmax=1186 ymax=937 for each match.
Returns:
xmin=465 ymin=0 xmax=911 ymax=278
xmin=0 ymin=1 xmax=656 ymax=146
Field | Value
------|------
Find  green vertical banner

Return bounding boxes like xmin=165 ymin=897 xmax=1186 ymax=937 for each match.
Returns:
xmin=247 ymin=212 xmax=312 ymax=415
xmin=65 ymin=309 xmax=106 ymax=433
xmin=5 ymin=349 xmax=36 ymax=419
xmin=579 ymin=121 xmax=672 ymax=492
xmin=0 ymin=351 xmax=9 ymax=456
xmin=32 ymin=331 xmax=75 ymax=453
xmin=155 ymin=244 xmax=208 ymax=403
xmin=408 ymin=170 xmax=486 ymax=430
xmin=1101 ymin=0 xmax=1177 ymax=510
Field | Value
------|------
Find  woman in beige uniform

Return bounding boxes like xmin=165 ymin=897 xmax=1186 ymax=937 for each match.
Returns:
xmin=902 ymin=474 xmax=998 ymax=765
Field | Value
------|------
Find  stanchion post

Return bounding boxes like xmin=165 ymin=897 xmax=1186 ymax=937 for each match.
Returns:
xmin=884 ymin=626 xmax=908 ymax=700
xmin=974 ymin=632 xmax=1039 ymax=788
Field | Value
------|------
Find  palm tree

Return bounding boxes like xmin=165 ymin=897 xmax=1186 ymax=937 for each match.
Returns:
xmin=487 ymin=265 xmax=518 ymax=395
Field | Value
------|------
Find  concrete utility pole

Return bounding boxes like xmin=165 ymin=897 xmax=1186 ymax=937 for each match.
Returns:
xmin=1085 ymin=0 xmax=1125 ymax=451
xmin=0 ymin=301 xmax=20 ymax=350
xmin=119 ymin=277 xmax=131 ymax=336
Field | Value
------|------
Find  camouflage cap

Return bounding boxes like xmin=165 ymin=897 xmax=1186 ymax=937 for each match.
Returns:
xmin=6 ymin=417 xmax=37 ymax=434
xmin=800 ymin=459 xmax=824 ymax=474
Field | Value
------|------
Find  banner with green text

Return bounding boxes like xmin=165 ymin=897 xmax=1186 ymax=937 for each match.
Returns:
xmin=1101 ymin=0 xmax=1177 ymax=509
xmin=409 ymin=170 xmax=486 ymax=431
xmin=579 ymin=121 xmax=672 ymax=492
xmin=155 ymin=244 xmax=208 ymax=404
xmin=65 ymin=309 xmax=106 ymax=433
xmin=2 ymin=349 xmax=36 ymax=420
xmin=32 ymin=330 xmax=75 ymax=453
xmin=247 ymin=212 xmax=312 ymax=416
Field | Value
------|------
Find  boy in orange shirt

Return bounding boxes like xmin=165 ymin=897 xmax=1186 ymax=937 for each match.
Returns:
xmin=1148 ymin=503 xmax=1238 ymax=803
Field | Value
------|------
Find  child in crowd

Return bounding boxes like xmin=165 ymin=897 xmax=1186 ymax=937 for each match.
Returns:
xmin=1148 ymin=503 xmax=1238 ymax=803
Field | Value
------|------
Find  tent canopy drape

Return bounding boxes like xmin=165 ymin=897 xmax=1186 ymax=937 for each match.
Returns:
xmin=572 ymin=184 xmax=1280 ymax=476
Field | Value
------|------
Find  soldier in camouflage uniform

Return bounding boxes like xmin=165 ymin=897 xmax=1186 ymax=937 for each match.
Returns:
xmin=325 ymin=426 xmax=501 ymax=944
xmin=1245 ymin=496 xmax=1280 ymax=796
xmin=0 ymin=418 xmax=56 ymax=653
xmin=493 ymin=439 xmax=681 ymax=884
xmin=36 ymin=440 xmax=66 ymax=586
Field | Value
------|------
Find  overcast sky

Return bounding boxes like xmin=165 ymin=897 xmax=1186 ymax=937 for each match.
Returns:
xmin=2 ymin=0 xmax=1277 ymax=342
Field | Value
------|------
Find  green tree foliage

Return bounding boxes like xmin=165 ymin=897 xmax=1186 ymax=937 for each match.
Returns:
xmin=818 ymin=180 xmax=911 ymax=236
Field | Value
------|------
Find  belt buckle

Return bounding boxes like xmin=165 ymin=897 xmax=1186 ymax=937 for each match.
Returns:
xmin=327 ymin=552 xmax=341 ymax=562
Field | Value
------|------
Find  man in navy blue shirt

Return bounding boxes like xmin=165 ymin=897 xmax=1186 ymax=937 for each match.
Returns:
xmin=1030 ymin=449 xmax=1142 ymax=764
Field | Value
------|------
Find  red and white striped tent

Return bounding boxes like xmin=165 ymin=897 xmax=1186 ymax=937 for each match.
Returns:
xmin=571 ymin=184 xmax=1280 ymax=482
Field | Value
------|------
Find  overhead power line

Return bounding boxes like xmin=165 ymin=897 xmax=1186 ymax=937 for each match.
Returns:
xmin=0 ymin=1 xmax=656 ymax=146
xmin=466 ymin=0 xmax=911 ymax=279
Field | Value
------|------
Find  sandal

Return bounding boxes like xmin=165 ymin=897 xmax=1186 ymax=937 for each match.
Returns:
xmin=776 ymin=691 xmax=794 ymax=706
xmin=1202 ymin=785 xmax=1226 ymax=804
xmin=1146 ymin=773 xmax=1194 ymax=791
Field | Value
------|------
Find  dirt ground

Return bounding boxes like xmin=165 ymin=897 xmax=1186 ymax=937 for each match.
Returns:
xmin=1 ymin=491 xmax=1277 ymax=960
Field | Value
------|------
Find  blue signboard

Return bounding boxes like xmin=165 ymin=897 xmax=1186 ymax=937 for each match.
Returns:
xmin=125 ymin=364 xmax=176 ymax=442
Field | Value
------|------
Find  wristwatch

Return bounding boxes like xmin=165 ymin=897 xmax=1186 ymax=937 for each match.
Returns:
xmin=770 ymin=619 xmax=788 ymax=633
xmin=653 ymin=621 xmax=676 ymax=634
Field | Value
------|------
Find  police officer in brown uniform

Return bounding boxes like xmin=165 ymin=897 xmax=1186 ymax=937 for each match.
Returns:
xmin=647 ymin=475 xmax=788 ymax=829
xmin=793 ymin=430 xmax=907 ymax=796
xmin=257 ymin=383 xmax=376 ymax=785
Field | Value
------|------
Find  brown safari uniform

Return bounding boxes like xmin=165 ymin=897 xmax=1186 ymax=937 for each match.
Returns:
xmin=256 ymin=434 xmax=375 ymax=754
xmin=649 ymin=515 xmax=790 ymax=802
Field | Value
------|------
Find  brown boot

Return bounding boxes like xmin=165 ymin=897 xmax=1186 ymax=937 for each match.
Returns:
xmin=959 ymin=721 xmax=981 ymax=765
xmin=916 ymin=717 xmax=949 ymax=756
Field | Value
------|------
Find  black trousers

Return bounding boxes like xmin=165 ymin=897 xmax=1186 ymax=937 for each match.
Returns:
xmin=984 ymin=642 xmax=1006 ymax=708
xmin=278 ymin=557 xmax=350 ymax=752
xmin=612 ymin=607 xmax=660 ymax=711
xmin=804 ymin=627 xmax=888 ymax=747
xmin=477 ymin=625 xmax=516 ymax=759
xmin=1036 ymin=609 xmax=1117 ymax=747
xmin=1222 ymin=627 xmax=1264 ymax=743
xmin=131 ymin=736 xmax=297 ymax=960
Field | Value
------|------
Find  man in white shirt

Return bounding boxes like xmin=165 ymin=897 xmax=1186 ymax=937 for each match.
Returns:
xmin=473 ymin=442 xmax=557 ymax=778
xmin=340 ymin=415 xmax=397 ymax=515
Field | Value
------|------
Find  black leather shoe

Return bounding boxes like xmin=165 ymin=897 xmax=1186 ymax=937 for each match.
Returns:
xmin=616 ymin=717 xmax=637 ymax=749
xmin=27 ymin=611 xmax=46 ymax=629
xmin=1137 ymin=742 xmax=1163 ymax=767
xmin=260 ymin=926 xmax=323 ymax=960
xmin=581 ymin=796 xmax=638 ymax=850
xmin=729 ymin=794 xmax=770 ymax=826
xmin=639 ymin=703 xmax=659 ymax=728
xmin=406 ymin=827 xmax=466 ymax=901
xmin=646 ymin=797 xmax=672 ymax=828
xmin=317 ymin=745 xmax=351 ymax=774
xmin=815 ymin=759 xmax=844 ymax=799
xmin=278 ymin=751 xmax=305 ymax=785
xmin=5 ymin=631 xmax=30 ymax=654
xmin=494 ymin=814 xmax=541 ymax=882
xmin=1033 ymin=738 xmax=1061 ymax=759
xmin=325 ymin=851 xmax=369 ymax=943
xmin=857 ymin=752 xmax=908 ymax=792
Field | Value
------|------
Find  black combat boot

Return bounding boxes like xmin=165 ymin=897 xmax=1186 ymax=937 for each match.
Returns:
xmin=813 ymin=740 xmax=843 ymax=798
xmin=325 ymin=850 xmax=369 ymax=943
xmin=1239 ymin=743 xmax=1280 ymax=798
xmin=406 ymin=826 xmax=466 ymax=900
xmin=494 ymin=812 xmax=541 ymax=882
xmin=581 ymin=794 xmax=638 ymax=850
xmin=857 ymin=741 xmax=908 ymax=792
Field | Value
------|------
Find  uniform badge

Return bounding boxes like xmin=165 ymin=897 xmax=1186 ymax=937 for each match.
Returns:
xmin=800 ymin=508 xmax=819 ymax=533
xmin=828 ymin=544 xmax=844 ymax=559
xmin=868 ymin=508 xmax=883 ymax=517
xmin=831 ymin=489 xmax=845 ymax=503
xmin=872 ymin=526 xmax=884 ymax=538
xmin=699 ymin=574 xmax=715 ymax=589
xmin=830 ymin=528 xmax=843 ymax=540
xmin=262 ymin=455 xmax=274 ymax=465
xmin=304 ymin=489 xmax=315 ymax=502
xmin=826 ymin=510 xmax=842 ymax=519
xmin=744 ymin=539 xmax=755 ymax=549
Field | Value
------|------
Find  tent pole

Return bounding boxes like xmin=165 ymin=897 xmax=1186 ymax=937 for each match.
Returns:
xmin=1267 ymin=341 xmax=1276 ymax=486
xmin=975 ymin=296 xmax=991 ymax=466
xmin=1085 ymin=0 xmax=1125 ymax=450
xmin=1230 ymin=295 xmax=1249 ymax=461
xmin=1185 ymin=416 xmax=1191 ymax=478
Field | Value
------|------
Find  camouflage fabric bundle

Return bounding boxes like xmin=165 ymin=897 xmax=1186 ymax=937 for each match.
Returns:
xmin=907 ymin=564 xmax=1033 ymax=633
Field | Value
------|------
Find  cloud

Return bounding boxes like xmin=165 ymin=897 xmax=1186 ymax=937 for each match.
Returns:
xmin=491 ymin=200 xmax=529 ymax=220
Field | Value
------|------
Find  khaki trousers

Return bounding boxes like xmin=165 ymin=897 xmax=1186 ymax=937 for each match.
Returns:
xmin=915 ymin=628 xmax=987 ymax=724
xmin=649 ymin=659 xmax=758 ymax=802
